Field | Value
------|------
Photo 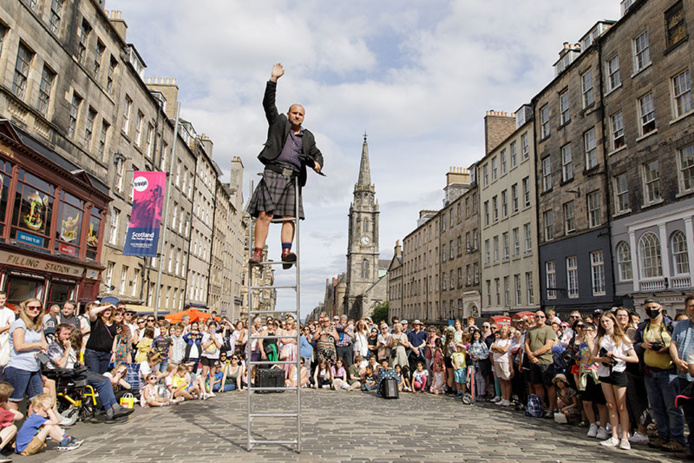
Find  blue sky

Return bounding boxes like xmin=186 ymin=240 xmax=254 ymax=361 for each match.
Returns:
xmin=109 ymin=0 xmax=622 ymax=316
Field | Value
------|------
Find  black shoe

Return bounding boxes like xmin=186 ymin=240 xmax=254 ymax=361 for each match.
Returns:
xmin=281 ymin=251 xmax=296 ymax=270
xmin=105 ymin=415 xmax=128 ymax=424
xmin=112 ymin=407 xmax=134 ymax=420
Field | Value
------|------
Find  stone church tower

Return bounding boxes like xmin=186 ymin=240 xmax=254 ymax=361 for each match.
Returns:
xmin=345 ymin=135 xmax=380 ymax=319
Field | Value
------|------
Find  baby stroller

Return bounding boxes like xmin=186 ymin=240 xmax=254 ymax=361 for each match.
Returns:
xmin=37 ymin=353 xmax=98 ymax=424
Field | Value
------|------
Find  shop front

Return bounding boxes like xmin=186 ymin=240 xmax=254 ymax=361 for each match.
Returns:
xmin=0 ymin=120 xmax=110 ymax=310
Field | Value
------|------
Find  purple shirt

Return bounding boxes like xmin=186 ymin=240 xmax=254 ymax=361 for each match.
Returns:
xmin=275 ymin=130 xmax=303 ymax=169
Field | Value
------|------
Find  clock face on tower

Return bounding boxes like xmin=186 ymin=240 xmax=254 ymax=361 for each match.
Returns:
xmin=361 ymin=236 xmax=371 ymax=245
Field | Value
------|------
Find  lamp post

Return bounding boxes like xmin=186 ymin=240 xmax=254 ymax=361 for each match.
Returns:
xmin=152 ymin=102 xmax=181 ymax=318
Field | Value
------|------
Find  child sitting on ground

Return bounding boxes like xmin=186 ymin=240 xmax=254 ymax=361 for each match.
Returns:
xmin=553 ymin=373 xmax=580 ymax=423
xmin=141 ymin=374 xmax=179 ymax=407
xmin=0 ymin=382 xmax=21 ymax=457
xmin=400 ymin=365 xmax=412 ymax=392
xmin=412 ymin=362 xmax=429 ymax=393
xmin=430 ymin=362 xmax=446 ymax=394
xmin=361 ymin=365 xmax=378 ymax=391
xmin=172 ymin=364 xmax=198 ymax=401
xmin=15 ymin=394 xmax=82 ymax=455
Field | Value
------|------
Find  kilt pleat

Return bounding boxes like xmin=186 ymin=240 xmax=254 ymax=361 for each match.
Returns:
xmin=248 ymin=170 xmax=304 ymax=219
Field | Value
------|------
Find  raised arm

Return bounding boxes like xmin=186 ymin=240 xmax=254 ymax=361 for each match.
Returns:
xmin=270 ymin=63 xmax=284 ymax=83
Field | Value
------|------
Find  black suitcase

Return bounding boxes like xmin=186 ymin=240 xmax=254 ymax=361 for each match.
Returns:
xmin=255 ymin=368 xmax=285 ymax=393
xmin=382 ymin=378 xmax=399 ymax=399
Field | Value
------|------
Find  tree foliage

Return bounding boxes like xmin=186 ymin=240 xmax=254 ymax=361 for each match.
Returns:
xmin=371 ymin=301 xmax=389 ymax=324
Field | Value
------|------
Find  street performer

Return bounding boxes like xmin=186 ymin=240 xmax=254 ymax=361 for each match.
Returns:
xmin=248 ymin=63 xmax=324 ymax=269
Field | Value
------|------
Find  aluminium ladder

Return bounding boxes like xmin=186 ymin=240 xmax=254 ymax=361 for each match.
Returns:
xmin=244 ymin=178 xmax=302 ymax=452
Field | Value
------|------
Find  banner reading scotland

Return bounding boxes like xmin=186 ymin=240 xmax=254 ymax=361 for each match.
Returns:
xmin=123 ymin=171 xmax=166 ymax=257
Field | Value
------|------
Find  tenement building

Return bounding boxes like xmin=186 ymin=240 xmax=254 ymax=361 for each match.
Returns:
xmin=439 ymin=168 xmax=474 ymax=321
xmin=0 ymin=1 xmax=243 ymax=315
xmin=605 ymin=0 xmax=694 ymax=314
xmin=479 ymin=109 xmax=540 ymax=315
xmin=534 ymin=22 xmax=616 ymax=315
xmin=393 ymin=166 xmax=481 ymax=325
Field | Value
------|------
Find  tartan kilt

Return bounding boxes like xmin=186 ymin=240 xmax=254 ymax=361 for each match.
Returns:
xmin=248 ymin=170 xmax=304 ymax=219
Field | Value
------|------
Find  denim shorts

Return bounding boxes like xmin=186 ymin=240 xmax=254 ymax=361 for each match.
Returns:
xmin=5 ymin=366 xmax=43 ymax=402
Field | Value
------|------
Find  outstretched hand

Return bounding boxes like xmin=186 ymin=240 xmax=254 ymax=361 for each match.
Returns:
xmin=270 ymin=63 xmax=284 ymax=82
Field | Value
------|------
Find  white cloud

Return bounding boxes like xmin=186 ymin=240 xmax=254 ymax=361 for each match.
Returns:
xmin=110 ymin=0 xmax=621 ymax=316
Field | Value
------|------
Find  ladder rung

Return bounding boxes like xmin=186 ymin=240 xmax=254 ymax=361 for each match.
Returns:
xmin=249 ymin=335 xmax=298 ymax=340
xmin=248 ymin=360 xmax=300 ymax=365
xmin=249 ymin=413 xmax=298 ymax=418
xmin=270 ymin=217 xmax=298 ymax=223
xmin=249 ymin=386 xmax=296 ymax=391
xmin=249 ymin=439 xmax=298 ymax=445
xmin=250 ymin=260 xmax=296 ymax=266
xmin=249 ymin=285 xmax=297 ymax=290
xmin=249 ymin=309 xmax=300 ymax=315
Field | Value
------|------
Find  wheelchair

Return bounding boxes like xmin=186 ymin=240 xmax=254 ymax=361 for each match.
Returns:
xmin=37 ymin=354 xmax=98 ymax=424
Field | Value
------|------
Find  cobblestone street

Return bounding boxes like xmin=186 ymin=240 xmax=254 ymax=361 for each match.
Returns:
xmin=17 ymin=389 xmax=680 ymax=463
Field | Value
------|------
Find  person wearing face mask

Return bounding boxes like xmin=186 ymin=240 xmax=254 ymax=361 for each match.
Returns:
xmin=633 ymin=298 xmax=686 ymax=452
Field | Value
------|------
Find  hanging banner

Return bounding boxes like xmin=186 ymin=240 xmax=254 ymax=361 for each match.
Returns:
xmin=123 ymin=171 xmax=165 ymax=257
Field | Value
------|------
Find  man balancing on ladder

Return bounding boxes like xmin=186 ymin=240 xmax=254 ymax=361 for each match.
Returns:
xmin=248 ymin=63 xmax=324 ymax=269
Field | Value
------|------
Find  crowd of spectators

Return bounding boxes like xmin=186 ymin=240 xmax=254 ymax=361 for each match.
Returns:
xmin=1 ymin=291 xmax=694 ymax=459
xmin=293 ymin=295 xmax=694 ymax=459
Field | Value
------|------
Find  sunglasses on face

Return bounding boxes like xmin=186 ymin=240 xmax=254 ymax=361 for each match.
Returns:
xmin=26 ymin=305 xmax=42 ymax=310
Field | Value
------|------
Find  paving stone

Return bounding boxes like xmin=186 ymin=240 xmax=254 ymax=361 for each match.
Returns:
xmin=15 ymin=389 xmax=678 ymax=463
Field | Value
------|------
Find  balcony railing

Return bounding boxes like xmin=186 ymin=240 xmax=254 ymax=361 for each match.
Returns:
xmin=671 ymin=275 xmax=692 ymax=289
xmin=639 ymin=275 xmax=692 ymax=292
xmin=639 ymin=278 xmax=665 ymax=292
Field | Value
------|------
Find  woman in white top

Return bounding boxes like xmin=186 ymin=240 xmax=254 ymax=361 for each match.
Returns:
xmin=352 ymin=320 xmax=370 ymax=361
xmin=490 ymin=325 xmax=513 ymax=406
xmin=589 ymin=311 xmax=638 ymax=450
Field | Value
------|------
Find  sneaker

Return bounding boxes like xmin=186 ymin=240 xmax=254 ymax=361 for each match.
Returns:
xmin=174 ymin=397 xmax=185 ymax=404
xmin=57 ymin=437 xmax=83 ymax=451
xmin=596 ymin=427 xmax=609 ymax=440
xmin=663 ymin=441 xmax=688 ymax=452
xmin=587 ymin=423 xmax=598 ymax=438
xmin=543 ymin=409 xmax=553 ymax=419
xmin=600 ymin=437 xmax=620 ymax=447
xmin=619 ymin=439 xmax=631 ymax=450
xmin=502 ymin=400 xmax=512 ymax=406
xmin=649 ymin=437 xmax=669 ymax=449
xmin=496 ymin=398 xmax=505 ymax=405
xmin=629 ymin=431 xmax=649 ymax=445
xmin=490 ymin=396 xmax=501 ymax=403
xmin=57 ymin=441 xmax=81 ymax=451
xmin=207 ymin=392 xmax=216 ymax=397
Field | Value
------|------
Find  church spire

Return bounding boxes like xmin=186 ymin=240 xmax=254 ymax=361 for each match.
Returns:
xmin=357 ymin=132 xmax=371 ymax=187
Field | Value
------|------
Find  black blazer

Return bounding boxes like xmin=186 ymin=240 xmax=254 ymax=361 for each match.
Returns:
xmin=257 ymin=81 xmax=324 ymax=187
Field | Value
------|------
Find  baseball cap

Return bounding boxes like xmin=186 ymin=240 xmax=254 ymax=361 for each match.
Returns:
xmin=644 ymin=297 xmax=660 ymax=305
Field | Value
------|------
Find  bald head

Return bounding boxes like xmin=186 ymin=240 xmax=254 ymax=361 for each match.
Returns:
xmin=287 ymin=104 xmax=305 ymax=129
